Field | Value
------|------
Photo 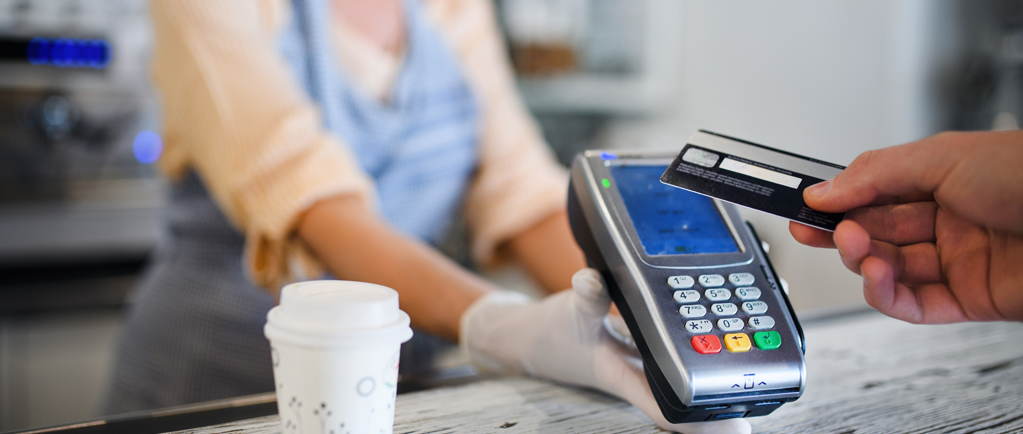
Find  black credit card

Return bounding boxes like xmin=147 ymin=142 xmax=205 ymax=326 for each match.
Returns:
xmin=660 ymin=130 xmax=846 ymax=231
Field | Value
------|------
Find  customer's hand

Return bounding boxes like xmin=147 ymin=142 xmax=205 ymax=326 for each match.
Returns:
xmin=460 ymin=268 xmax=751 ymax=434
xmin=790 ymin=130 xmax=1023 ymax=323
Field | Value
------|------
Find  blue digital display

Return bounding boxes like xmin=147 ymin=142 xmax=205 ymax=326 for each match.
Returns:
xmin=26 ymin=37 xmax=110 ymax=69
xmin=610 ymin=165 xmax=739 ymax=256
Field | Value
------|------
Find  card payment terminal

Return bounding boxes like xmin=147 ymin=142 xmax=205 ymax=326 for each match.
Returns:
xmin=567 ymin=151 xmax=806 ymax=423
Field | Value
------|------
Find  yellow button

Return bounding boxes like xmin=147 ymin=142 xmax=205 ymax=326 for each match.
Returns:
xmin=724 ymin=333 xmax=752 ymax=352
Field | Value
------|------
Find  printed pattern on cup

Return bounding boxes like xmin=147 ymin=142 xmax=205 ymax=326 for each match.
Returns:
xmin=283 ymin=395 xmax=302 ymax=433
xmin=357 ymin=377 xmax=375 ymax=397
xmin=271 ymin=343 xmax=403 ymax=434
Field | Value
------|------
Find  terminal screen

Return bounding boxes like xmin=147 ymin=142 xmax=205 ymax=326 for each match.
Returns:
xmin=610 ymin=165 xmax=739 ymax=256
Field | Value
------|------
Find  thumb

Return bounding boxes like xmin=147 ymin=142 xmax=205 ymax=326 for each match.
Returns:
xmin=804 ymin=136 xmax=956 ymax=213
xmin=571 ymin=268 xmax=612 ymax=320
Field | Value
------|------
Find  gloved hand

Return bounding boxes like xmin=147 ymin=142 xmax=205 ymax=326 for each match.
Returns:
xmin=460 ymin=268 xmax=752 ymax=434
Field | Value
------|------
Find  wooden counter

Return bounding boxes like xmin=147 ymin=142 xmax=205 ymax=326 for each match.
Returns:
xmin=174 ymin=310 xmax=1023 ymax=433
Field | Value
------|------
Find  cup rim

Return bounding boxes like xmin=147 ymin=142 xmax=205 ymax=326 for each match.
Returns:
xmin=264 ymin=308 xmax=413 ymax=348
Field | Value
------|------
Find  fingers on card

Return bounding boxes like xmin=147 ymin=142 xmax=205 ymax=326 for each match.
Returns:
xmin=660 ymin=130 xmax=846 ymax=231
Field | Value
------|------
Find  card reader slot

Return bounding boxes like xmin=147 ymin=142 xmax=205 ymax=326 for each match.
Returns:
xmin=693 ymin=387 xmax=801 ymax=402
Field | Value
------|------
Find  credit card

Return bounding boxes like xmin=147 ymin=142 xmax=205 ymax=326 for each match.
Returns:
xmin=660 ymin=130 xmax=846 ymax=231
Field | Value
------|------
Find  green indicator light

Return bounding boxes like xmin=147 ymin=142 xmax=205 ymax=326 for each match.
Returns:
xmin=601 ymin=178 xmax=611 ymax=188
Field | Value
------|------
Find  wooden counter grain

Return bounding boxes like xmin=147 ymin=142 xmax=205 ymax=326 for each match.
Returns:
xmin=174 ymin=311 xmax=1023 ymax=434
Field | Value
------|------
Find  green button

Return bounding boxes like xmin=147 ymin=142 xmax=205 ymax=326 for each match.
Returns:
xmin=753 ymin=331 xmax=781 ymax=350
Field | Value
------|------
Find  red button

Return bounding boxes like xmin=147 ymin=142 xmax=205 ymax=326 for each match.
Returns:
xmin=691 ymin=335 xmax=722 ymax=354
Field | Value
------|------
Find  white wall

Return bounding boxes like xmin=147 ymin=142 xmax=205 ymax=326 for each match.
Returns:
xmin=597 ymin=0 xmax=964 ymax=311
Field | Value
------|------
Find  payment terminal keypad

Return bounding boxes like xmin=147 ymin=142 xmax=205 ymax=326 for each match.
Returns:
xmin=668 ymin=272 xmax=782 ymax=354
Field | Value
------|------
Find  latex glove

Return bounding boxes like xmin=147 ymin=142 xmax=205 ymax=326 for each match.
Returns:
xmin=460 ymin=268 xmax=752 ymax=434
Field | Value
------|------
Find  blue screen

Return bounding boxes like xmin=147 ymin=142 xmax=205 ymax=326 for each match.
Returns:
xmin=609 ymin=165 xmax=739 ymax=256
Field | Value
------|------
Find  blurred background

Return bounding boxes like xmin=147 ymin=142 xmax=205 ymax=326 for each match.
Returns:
xmin=1 ymin=0 xmax=1021 ymax=430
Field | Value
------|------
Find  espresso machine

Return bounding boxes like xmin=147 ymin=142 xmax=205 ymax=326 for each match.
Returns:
xmin=0 ymin=0 xmax=164 ymax=265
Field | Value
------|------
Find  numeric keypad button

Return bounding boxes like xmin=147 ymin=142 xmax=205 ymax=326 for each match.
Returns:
xmin=724 ymin=333 xmax=752 ymax=352
xmin=748 ymin=316 xmax=775 ymax=330
xmin=705 ymin=288 xmax=732 ymax=301
xmin=685 ymin=319 xmax=713 ymax=334
xmin=735 ymin=287 xmax=762 ymax=300
xmin=728 ymin=273 xmax=756 ymax=286
xmin=698 ymin=274 xmax=725 ymax=287
xmin=741 ymin=301 xmax=769 ymax=315
xmin=753 ymin=331 xmax=782 ymax=350
xmin=673 ymin=290 xmax=700 ymax=303
xmin=667 ymin=275 xmax=695 ymax=289
xmin=717 ymin=318 xmax=744 ymax=332
xmin=711 ymin=303 xmax=738 ymax=316
xmin=679 ymin=304 xmax=707 ymax=318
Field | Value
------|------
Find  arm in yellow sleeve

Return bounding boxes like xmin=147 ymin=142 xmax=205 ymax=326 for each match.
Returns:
xmin=151 ymin=0 xmax=374 ymax=288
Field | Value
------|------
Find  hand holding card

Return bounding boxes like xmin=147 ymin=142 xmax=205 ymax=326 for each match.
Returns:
xmin=664 ymin=130 xmax=1023 ymax=325
xmin=788 ymin=130 xmax=1023 ymax=324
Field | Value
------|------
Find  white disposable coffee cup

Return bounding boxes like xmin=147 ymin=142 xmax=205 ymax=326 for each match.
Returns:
xmin=264 ymin=280 xmax=413 ymax=434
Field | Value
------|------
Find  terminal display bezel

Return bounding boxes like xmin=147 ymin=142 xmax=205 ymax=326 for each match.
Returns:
xmin=601 ymin=158 xmax=752 ymax=269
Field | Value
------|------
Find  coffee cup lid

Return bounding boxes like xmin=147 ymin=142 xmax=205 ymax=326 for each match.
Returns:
xmin=265 ymin=280 xmax=413 ymax=347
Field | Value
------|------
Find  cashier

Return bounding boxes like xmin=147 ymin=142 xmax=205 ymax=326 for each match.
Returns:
xmin=104 ymin=1 xmax=747 ymax=433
